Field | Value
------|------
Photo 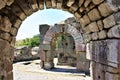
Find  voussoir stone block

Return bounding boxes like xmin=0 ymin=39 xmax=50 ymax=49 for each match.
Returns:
xmin=87 ymin=22 xmax=99 ymax=33
xmin=107 ymin=25 xmax=120 ymax=38
xmin=98 ymin=2 xmax=113 ymax=17
xmin=51 ymin=0 xmax=57 ymax=8
xmin=0 ymin=0 xmax=6 ymax=9
xmin=79 ymin=15 xmax=90 ymax=26
xmin=88 ymin=8 xmax=101 ymax=21
xmin=97 ymin=20 xmax=103 ymax=31
xmin=92 ymin=0 xmax=104 ymax=5
xmin=0 ymin=16 xmax=12 ymax=32
xmin=67 ymin=0 xmax=75 ymax=7
xmin=98 ymin=30 xmax=107 ymax=39
xmin=103 ymin=15 xmax=116 ymax=28
xmin=91 ymin=32 xmax=98 ymax=40
xmin=10 ymin=27 xmax=18 ymax=36
xmin=0 ymin=33 xmax=11 ymax=42
xmin=6 ymin=0 xmax=14 ymax=6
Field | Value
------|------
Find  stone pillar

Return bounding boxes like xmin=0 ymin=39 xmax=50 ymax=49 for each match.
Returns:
xmin=76 ymin=44 xmax=90 ymax=73
xmin=86 ymin=39 xmax=120 ymax=80
xmin=0 ymin=39 xmax=14 ymax=80
xmin=76 ymin=51 xmax=90 ymax=74
xmin=39 ymin=44 xmax=54 ymax=69
xmin=39 ymin=24 xmax=50 ymax=44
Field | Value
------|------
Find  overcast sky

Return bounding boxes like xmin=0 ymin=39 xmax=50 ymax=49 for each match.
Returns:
xmin=16 ymin=9 xmax=73 ymax=40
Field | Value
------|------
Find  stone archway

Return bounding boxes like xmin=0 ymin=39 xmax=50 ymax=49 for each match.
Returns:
xmin=0 ymin=0 xmax=120 ymax=80
xmin=39 ymin=17 xmax=89 ymax=71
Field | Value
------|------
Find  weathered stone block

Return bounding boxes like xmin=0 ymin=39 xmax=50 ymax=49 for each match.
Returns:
xmin=6 ymin=0 xmax=14 ymax=6
xmin=65 ymin=17 xmax=75 ymax=24
xmin=98 ymin=2 xmax=113 ymax=17
xmin=10 ymin=37 xmax=16 ymax=47
xmin=76 ymin=44 xmax=86 ymax=52
xmin=76 ymin=61 xmax=90 ymax=72
xmin=13 ymin=19 xmax=22 ymax=29
xmin=57 ymin=0 xmax=63 ymax=9
xmin=97 ymin=20 xmax=103 ymax=31
xmin=16 ymin=0 xmax=33 ymax=16
xmin=90 ymin=61 xmax=105 ymax=80
xmin=88 ymin=8 xmax=101 ymax=21
xmin=84 ymin=0 xmax=91 ymax=7
xmin=83 ymin=33 xmax=91 ymax=42
xmin=106 ymin=0 xmax=120 ymax=11
xmin=79 ymin=6 xmax=85 ymax=12
xmin=87 ymin=22 xmax=99 ymax=33
xmin=45 ymin=0 xmax=52 ymax=9
xmin=98 ymin=30 xmax=107 ymax=39
xmin=113 ymin=11 xmax=120 ymax=24
xmin=91 ymin=32 xmax=98 ymax=40
xmin=0 ymin=33 xmax=11 ymax=42
xmin=105 ymin=72 xmax=120 ymax=80
xmin=44 ymin=62 xmax=54 ymax=70
xmin=107 ymin=25 xmax=120 ymax=38
xmin=11 ymin=3 xmax=26 ymax=20
xmin=6 ymin=71 xmax=13 ymax=80
xmin=79 ymin=0 xmax=84 ymax=7
xmin=27 ymin=0 xmax=38 ymax=11
xmin=37 ymin=0 xmax=44 ymax=10
xmin=40 ymin=50 xmax=46 ymax=61
xmin=83 ymin=26 xmax=91 ymax=33
xmin=10 ymin=27 xmax=18 ymax=36
xmin=92 ymin=0 xmax=104 ymax=5
xmin=0 ymin=0 xmax=6 ymax=9
xmin=0 ymin=16 xmax=12 ymax=32
xmin=79 ymin=15 xmax=90 ymax=26
xmin=86 ymin=43 xmax=92 ymax=60
xmin=0 ymin=39 xmax=11 ymax=58
xmin=103 ymin=15 xmax=116 ymax=28
xmin=39 ymin=44 xmax=51 ymax=50
xmin=51 ymin=0 xmax=57 ymax=8
xmin=67 ymin=0 xmax=75 ymax=7
xmin=74 ymin=12 xmax=81 ymax=19
xmin=86 ymin=40 xmax=120 ymax=68
xmin=70 ymin=4 xmax=79 ymax=12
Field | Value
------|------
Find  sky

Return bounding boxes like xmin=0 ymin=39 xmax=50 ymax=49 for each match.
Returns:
xmin=16 ymin=9 xmax=73 ymax=40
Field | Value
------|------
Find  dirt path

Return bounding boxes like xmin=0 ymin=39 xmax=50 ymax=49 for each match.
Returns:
xmin=13 ymin=59 xmax=91 ymax=80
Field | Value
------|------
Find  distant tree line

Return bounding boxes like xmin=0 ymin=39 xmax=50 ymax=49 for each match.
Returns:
xmin=15 ymin=34 xmax=40 ymax=48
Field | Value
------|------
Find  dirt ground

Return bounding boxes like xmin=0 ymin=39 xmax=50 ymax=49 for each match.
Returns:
xmin=13 ymin=59 xmax=91 ymax=80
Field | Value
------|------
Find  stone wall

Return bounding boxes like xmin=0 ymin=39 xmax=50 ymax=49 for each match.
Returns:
xmin=39 ymin=18 xmax=89 ymax=72
xmin=0 ymin=0 xmax=120 ymax=80
xmin=14 ymin=46 xmax=40 ymax=62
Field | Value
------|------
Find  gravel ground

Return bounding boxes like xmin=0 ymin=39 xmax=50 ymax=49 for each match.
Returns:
xmin=13 ymin=59 xmax=91 ymax=80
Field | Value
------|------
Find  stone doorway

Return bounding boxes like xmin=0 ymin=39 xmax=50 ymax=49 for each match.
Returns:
xmin=0 ymin=0 xmax=120 ymax=80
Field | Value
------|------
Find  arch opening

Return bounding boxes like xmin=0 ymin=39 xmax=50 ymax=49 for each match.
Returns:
xmin=0 ymin=0 xmax=120 ymax=80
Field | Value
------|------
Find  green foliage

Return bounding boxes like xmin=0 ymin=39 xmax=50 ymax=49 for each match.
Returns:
xmin=15 ymin=34 xmax=40 ymax=48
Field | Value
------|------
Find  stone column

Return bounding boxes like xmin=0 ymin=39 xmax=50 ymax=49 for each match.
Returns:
xmin=39 ymin=24 xmax=50 ymax=44
xmin=76 ymin=44 xmax=90 ymax=73
xmin=86 ymin=39 xmax=120 ymax=80
xmin=0 ymin=39 xmax=14 ymax=80
xmin=39 ymin=44 xmax=54 ymax=69
xmin=76 ymin=51 xmax=90 ymax=74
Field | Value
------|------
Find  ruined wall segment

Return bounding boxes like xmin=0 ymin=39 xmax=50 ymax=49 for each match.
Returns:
xmin=0 ymin=0 xmax=120 ymax=80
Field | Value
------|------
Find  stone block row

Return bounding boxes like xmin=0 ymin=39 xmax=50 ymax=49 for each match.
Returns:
xmin=86 ymin=39 xmax=120 ymax=68
xmin=90 ymin=61 xmax=120 ymax=80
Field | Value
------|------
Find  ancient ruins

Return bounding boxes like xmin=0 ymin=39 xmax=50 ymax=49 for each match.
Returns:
xmin=0 ymin=0 xmax=120 ymax=80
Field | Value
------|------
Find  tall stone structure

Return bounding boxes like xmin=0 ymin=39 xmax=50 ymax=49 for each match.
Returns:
xmin=0 ymin=0 xmax=120 ymax=80
xmin=39 ymin=17 xmax=89 ymax=72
